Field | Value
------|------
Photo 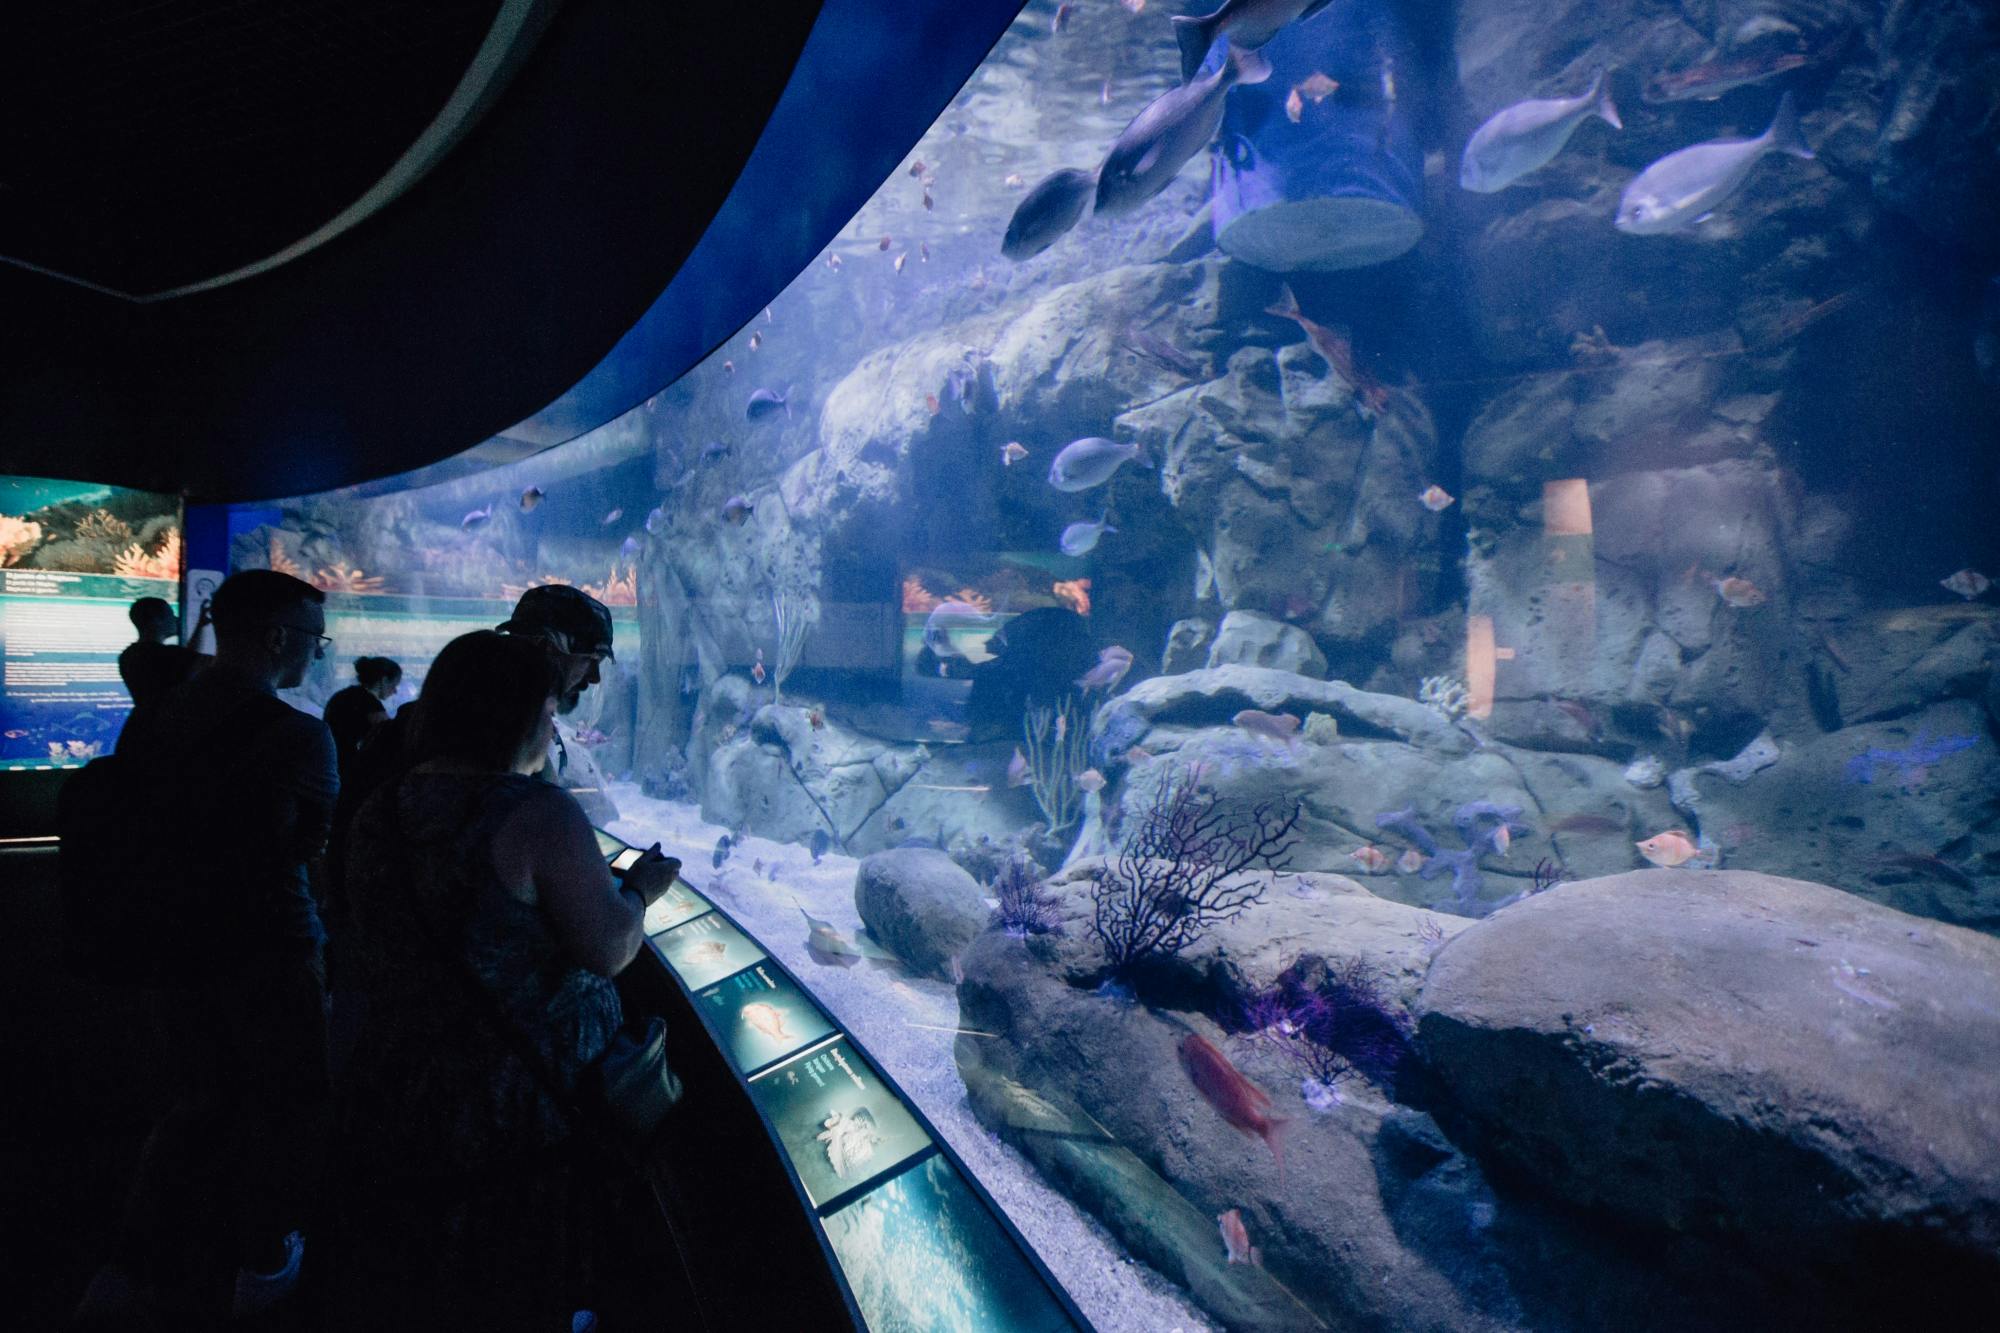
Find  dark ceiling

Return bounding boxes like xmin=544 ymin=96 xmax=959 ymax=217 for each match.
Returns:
xmin=0 ymin=1 xmax=1026 ymax=502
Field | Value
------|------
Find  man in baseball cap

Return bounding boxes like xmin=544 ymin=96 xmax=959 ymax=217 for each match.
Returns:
xmin=496 ymin=584 xmax=615 ymax=716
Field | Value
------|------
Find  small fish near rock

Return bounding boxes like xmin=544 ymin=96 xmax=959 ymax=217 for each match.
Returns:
xmin=1060 ymin=518 xmax=1116 ymax=557
xmin=1616 ymin=92 xmax=1814 ymax=235
xmin=1096 ymin=45 xmax=1271 ymax=216
xmin=1350 ymin=844 xmax=1391 ymax=873
xmin=519 ymin=485 xmax=545 ymax=512
xmin=1075 ymin=768 xmax=1106 ymax=794
xmin=1636 ymin=829 xmax=1700 ymax=867
xmin=1000 ymin=441 xmax=1029 ymax=466
xmin=1713 ymin=575 xmax=1767 ymax=608
xmin=1002 ymin=167 xmax=1097 ymax=261
xmin=721 ymin=495 xmax=754 ymax=526
xmin=1941 ymin=568 xmax=1991 ymax=600
xmin=746 ymin=388 xmax=789 ymax=422
xmin=1460 ymin=67 xmax=1621 ymax=193
xmin=1232 ymin=708 xmax=1300 ymax=743
xmin=1179 ymin=1033 xmax=1287 ymax=1180
xmin=1418 ymin=484 xmax=1455 ymax=512
xmin=460 ymin=505 xmax=493 ymax=529
xmin=1218 ymin=1209 xmax=1262 ymax=1267
xmin=1007 ymin=747 xmax=1032 ymax=787
xmin=1075 ymin=644 xmax=1134 ymax=691
xmin=1048 ymin=436 xmax=1148 ymax=492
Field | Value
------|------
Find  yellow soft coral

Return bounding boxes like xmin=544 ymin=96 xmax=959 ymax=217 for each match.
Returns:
xmin=113 ymin=529 xmax=181 ymax=580
xmin=311 ymin=562 xmax=385 ymax=594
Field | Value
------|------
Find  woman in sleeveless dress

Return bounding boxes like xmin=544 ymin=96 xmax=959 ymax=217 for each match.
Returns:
xmin=326 ymin=631 xmax=677 ymax=1329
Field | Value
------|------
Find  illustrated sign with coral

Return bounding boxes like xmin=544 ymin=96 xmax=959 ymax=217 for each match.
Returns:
xmin=0 ymin=475 xmax=183 ymax=770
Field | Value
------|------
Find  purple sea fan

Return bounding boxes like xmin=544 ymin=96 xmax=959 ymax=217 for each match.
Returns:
xmin=990 ymin=854 xmax=1062 ymax=938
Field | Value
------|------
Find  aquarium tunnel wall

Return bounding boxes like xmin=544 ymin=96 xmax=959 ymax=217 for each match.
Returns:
xmin=200 ymin=1 xmax=2000 ymax=1329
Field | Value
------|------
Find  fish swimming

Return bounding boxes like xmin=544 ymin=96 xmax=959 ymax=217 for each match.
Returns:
xmin=1419 ymin=484 xmax=1455 ymax=512
xmin=1713 ymin=575 xmax=1766 ymax=608
xmin=1615 ymin=92 xmax=1814 ymax=235
xmin=746 ymin=388 xmax=789 ymax=421
xmin=460 ymin=505 xmax=493 ymax=529
xmin=1264 ymin=285 xmax=1389 ymax=416
xmin=1048 ymin=437 xmax=1147 ymax=492
xmin=519 ymin=485 xmax=545 ymax=512
xmin=748 ymin=331 xmax=762 ymax=352
xmin=1179 ymin=1033 xmax=1287 ymax=1178
xmin=1060 ymin=519 xmax=1115 ymax=557
xmin=1232 ymin=708 xmax=1300 ymax=742
xmin=1122 ymin=323 xmax=1205 ymax=377
xmin=1002 ymin=167 xmax=1096 ymax=261
xmin=1218 ymin=1209 xmax=1261 ymax=1266
xmin=1096 ymin=44 xmax=1272 ymax=217
xmin=1460 ymin=67 xmax=1621 ymax=193
xmin=1636 ymin=830 xmax=1699 ymax=867
xmin=1076 ymin=768 xmax=1106 ymax=794
xmin=644 ymin=506 xmax=665 ymax=533
xmin=1170 ymin=0 xmax=1331 ymax=83
xmin=1396 ymin=847 xmax=1426 ymax=874
xmin=701 ymin=440 xmax=733 ymax=463
xmin=923 ymin=600 xmax=1001 ymax=661
xmin=1007 ymin=747 xmax=1032 ymax=787
xmin=721 ymin=495 xmax=753 ymax=526
xmin=739 ymin=1001 xmax=798 ymax=1043
xmin=712 ymin=833 xmax=732 ymax=870
xmin=799 ymin=903 xmax=864 ymax=968
xmin=601 ymin=508 xmax=623 ymax=525
xmin=810 ymin=828 xmax=831 ymax=864
xmin=1942 ymin=568 xmax=1991 ymax=600
xmin=1350 ymin=844 xmax=1390 ymax=873
xmin=1076 ymin=644 xmax=1134 ymax=690
xmin=1643 ymin=49 xmax=1808 ymax=104
xmin=1001 ymin=442 xmax=1029 ymax=466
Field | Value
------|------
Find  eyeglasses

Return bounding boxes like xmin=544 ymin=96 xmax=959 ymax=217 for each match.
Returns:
xmin=269 ymin=623 xmax=332 ymax=655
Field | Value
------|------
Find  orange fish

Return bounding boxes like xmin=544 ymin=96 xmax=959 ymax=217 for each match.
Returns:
xmin=1076 ymin=768 xmax=1106 ymax=793
xmin=1636 ymin=830 xmax=1699 ymax=867
xmin=808 ymin=707 xmax=825 ymax=730
xmin=1218 ymin=1209 xmax=1260 ymax=1266
xmin=1001 ymin=442 xmax=1028 ymax=466
xmin=1350 ymin=844 xmax=1391 ymax=873
xmin=1419 ymin=484 xmax=1455 ymax=512
xmin=1233 ymin=709 xmax=1300 ymax=742
xmin=1179 ymin=1034 xmax=1286 ymax=1180
xmin=1491 ymin=823 xmax=1511 ymax=855
xmin=926 ymin=393 xmax=941 ymax=415
xmin=1713 ymin=576 xmax=1766 ymax=608
xmin=1396 ymin=847 xmax=1425 ymax=874
xmin=1285 ymin=87 xmax=1304 ymax=122
xmin=1296 ymin=72 xmax=1339 ymax=103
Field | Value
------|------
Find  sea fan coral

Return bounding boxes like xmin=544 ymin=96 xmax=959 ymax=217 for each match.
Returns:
xmin=989 ymin=854 xmax=1061 ymax=938
xmin=900 ymin=575 xmax=940 ymax=614
xmin=950 ymin=587 xmax=993 ymax=614
xmin=1239 ymin=958 xmax=1412 ymax=1090
xmin=113 ymin=528 xmax=181 ymax=581
xmin=582 ymin=565 xmax=638 ymax=607
xmin=1051 ymin=577 xmax=1091 ymax=616
xmin=76 ymin=509 xmax=134 ymax=546
xmin=311 ymin=562 xmax=385 ymax=595
xmin=266 ymin=535 xmax=304 ymax=578
xmin=0 ymin=515 xmax=44 ymax=567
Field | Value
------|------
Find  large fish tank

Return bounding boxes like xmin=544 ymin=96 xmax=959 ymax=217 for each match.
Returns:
xmin=219 ymin=2 xmax=2000 ymax=1327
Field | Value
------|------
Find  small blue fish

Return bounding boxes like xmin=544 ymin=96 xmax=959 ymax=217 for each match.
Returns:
xmin=810 ymin=828 xmax=831 ymax=865
xmin=601 ymin=507 xmax=623 ymax=525
xmin=620 ymin=536 xmax=642 ymax=558
xmin=712 ymin=833 xmax=732 ymax=870
xmin=461 ymin=505 xmax=493 ymax=529
xmin=645 ymin=506 xmax=665 ymax=533
xmin=1060 ymin=518 xmax=1116 ymax=556
xmin=746 ymin=388 xmax=789 ymax=422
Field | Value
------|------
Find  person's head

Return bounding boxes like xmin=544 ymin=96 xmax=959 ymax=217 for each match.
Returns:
xmin=410 ymin=631 xmax=559 ymax=774
xmin=353 ymin=655 xmax=403 ymax=701
xmin=496 ymin=584 xmax=614 ymax=715
xmin=208 ymin=571 xmax=327 ymax=690
xmin=127 ymin=596 xmax=178 ymax=644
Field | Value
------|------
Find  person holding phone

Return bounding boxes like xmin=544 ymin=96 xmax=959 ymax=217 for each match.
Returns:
xmin=325 ymin=630 xmax=679 ymax=1328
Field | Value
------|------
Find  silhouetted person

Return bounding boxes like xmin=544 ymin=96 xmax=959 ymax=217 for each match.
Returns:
xmin=322 ymin=655 xmax=402 ymax=780
xmin=116 ymin=595 xmax=205 ymax=722
xmin=78 ymin=570 xmax=338 ymax=1324
xmin=326 ymin=630 xmax=676 ymax=1328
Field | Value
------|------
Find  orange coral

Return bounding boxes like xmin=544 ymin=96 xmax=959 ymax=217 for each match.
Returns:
xmin=499 ymin=575 xmax=574 ymax=601
xmin=113 ymin=528 xmax=182 ymax=581
xmin=266 ymin=535 xmax=304 ymax=578
xmin=0 ymin=515 xmax=43 ymax=567
xmin=901 ymin=575 xmax=941 ymax=614
xmin=1051 ymin=577 xmax=1091 ymax=616
xmin=76 ymin=509 xmax=133 ymax=546
xmin=311 ymin=562 xmax=386 ymax=595
xmin=950 ymin=587 xmax=993 ymax=613
xmin=582 ymin=565 xmax=638 ymax=607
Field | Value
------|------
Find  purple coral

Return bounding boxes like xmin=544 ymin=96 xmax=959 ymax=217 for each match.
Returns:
xmin=1842 ymin=730 xmax=1977 ymax=789
xmin=990 ymin=854 xmax=1061 ymax=938
xmin=1376 ymin=801 xmax=1531 ymax=918
xmin=1237 ymin=957 xmax=1412 ymax=1091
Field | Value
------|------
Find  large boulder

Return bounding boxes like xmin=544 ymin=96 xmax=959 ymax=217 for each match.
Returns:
xmin=1208 ymin=610 xmax=1328 ymax=678
xmin=853 ymin=848 xmax=990 ymax=980
xmin=1416 ymin=869 xmax=2000 ymax=1300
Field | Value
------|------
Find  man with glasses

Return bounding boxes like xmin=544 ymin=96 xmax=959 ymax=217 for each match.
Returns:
xmin=494 ymin=583 xmax=620 ymax=823
xmin=78 ymin=569 xmax=339 ymax=1322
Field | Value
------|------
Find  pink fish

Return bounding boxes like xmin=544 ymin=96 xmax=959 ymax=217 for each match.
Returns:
xmin=1179 ymin=1034 xmax=1287 ymax=1180
xmin=739 ymin=1001 xmax=797 ymax=1042
xmin=1076 ymin=768 xmax=1106 ymax=793
xmin=1233 ymin=709 xmax=1300 ymax=742
xmin=1076 ymin=644 xmax=1134 ymax=691
xmin=1218 ymin=1209 xmax=1261 ymax=1266
xmin=1350 ymin=844 xmax=1391 ymax=873
xmin=1396 ymin=847 xmax=1425 ymax=875
xmin=1636 ymin=830 xmax=1699 ymax=867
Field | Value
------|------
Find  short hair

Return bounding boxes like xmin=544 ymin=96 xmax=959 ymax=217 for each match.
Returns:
xmin=210 ymin=570 xmax=325 ymax=644
xmin=354 ymin=655 xmax=402 ymax=689
xmin=410 ymin=631 xmax=557 ymax=770
xmin=128 ymin=596 xmax=175 ymax=631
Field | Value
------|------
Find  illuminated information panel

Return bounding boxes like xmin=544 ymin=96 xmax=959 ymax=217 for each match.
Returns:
xmin=0 ymin=477 xmax=182 ymax=770
xmin=600 ymin=831 xmax=1083 ymax=1332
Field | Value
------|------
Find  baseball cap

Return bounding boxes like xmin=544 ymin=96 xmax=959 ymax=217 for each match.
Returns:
xmin=498 ymin=584 xmax=615 ymax=660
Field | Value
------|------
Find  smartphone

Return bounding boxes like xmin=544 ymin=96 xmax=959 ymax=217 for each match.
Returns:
xmin=608 ymin=847 xmax=645 ymax=874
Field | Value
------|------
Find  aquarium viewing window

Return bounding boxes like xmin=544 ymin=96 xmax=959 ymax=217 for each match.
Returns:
xmin=0 ymin=475 xmax=183 ymax=771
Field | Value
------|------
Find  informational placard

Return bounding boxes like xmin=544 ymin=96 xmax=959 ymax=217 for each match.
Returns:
xmin=643 ymin=881 xmax=713 ymax=935
xmin=0 ymin=477 xmax=182 ymax=771
xmin=822 ymin=1154 xmax=1080 ymax=1333
xmin=652 ymin=910 xmax=766 ymax=989
xmin=697 ymin=962 xmax=837 ymax=1075
xmin=746 ymin=1038 xmax=932 ymax=1209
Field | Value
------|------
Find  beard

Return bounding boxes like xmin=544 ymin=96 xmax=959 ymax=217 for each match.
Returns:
xmin=557 ymin=683 xmax=587 ymax=715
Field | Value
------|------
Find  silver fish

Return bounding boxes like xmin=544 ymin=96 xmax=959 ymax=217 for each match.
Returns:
xmin=1060 ymin=519 xmax=1116 ymax=557
xmin=923 ymin=600 xmax=1000 ymax=660
xmin=1096 ymin=44 xmax=1271 ymax=217
xmin=1076 ymin=644 xmax=1134 ymax=690
xmin=1460 ymin=67 xmax=1620 ymax=193
xmin=1171 ymin=0 xmax=1332 ymax=83
xmin=1002 ymin=168 xmax=1096 ymax=261
xmin=746 ymin=388 xmax=790 ymax=421
xmin=460 ymin=505 xmax=493 ymax=529
xmin=1048 ymin=437 xmax=1146 ymax=492
xmin=1615 ymin=92 xmax=1813 ymax=235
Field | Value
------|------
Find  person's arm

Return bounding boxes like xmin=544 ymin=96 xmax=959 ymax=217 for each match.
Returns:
xmin=501 ymin=784 xmax=647 ymax=976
